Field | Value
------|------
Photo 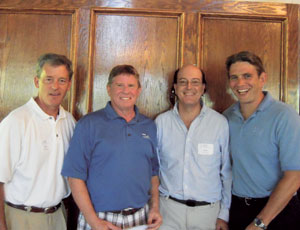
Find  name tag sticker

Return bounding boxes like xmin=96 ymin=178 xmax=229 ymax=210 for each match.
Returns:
xmin=198 ymin=143 xmax=214 ymax=155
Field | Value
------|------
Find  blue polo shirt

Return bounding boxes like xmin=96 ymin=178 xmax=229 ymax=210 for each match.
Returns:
xmin=223 ymin=92 xmax=300 ymax=198
xmin=62 ymin=102 xmax=159 ymax=212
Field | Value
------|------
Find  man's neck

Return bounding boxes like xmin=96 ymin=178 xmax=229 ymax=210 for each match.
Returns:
xmin=114 ymin=107 xmax=136 ymax=122
xmin=177 ymin=102 xmax=202 ymax=129
xmin=240 ymin=93 xmax=265 ymax=120
xmin=34 ymin=97 xmax=59 ymax=120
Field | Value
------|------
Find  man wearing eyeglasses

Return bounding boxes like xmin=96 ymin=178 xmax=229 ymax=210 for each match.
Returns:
xmin=155 ymin=64 xmax=232 ymax=230
xmin=0 ymin=53 xmax=75 ymax=230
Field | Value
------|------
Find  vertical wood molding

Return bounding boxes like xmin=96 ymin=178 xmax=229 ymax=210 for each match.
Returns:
xmin=298 ymin=5 xmax=300 ymax=113
xmin=70 ymin=9 xmax=79 ymax=116
xmin=72 ymin=8 xmax=91 ymax=119
xmin=286 ymin=4 xmax=299 ymax=112
xmin=86 ymin=8 xmax=96 ymax=114
xmin=181 ymin=12 xmax=198 ymax=66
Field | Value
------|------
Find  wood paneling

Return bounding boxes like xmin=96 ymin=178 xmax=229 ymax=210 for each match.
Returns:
xmin=71 ymin=8 xmax=91 ymax=119
xmin=0 ymin=10 xmax=74 ymax=120
xmin=0 ymin=1 xmax=298 ymax=119
xmin=286 ymin=4 xmax=299 ymax=111
xmin=89 ymin=10 xmax=181 ymax=118
xmin=0 ymin=1 xmax=299 ymax=230
xmin=0 ymin=0 xmax=287 ymax=15
xmin=201 ymin=15 xmax=283 ymax=112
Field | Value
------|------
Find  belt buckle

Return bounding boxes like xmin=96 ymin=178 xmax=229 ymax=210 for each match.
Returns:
xmin=44 ymin=207 xmax=51 ymax=213
xmin=24 ymin=206 xmax=32 ymax=212
xmin=244 ymin=197 xmax=252 ymax=206
xmin=122 ymin=207 xmax=133 ymax=215
xmin=186 ymin=200 xmax=196 ymax=207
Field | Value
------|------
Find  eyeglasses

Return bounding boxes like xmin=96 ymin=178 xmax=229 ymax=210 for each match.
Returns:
xmin=177 ymin=78 xmax=202 ymax=87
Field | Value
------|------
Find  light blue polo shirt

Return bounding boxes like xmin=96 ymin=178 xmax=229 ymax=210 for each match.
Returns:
xmin=224 ymin=92 xmax=300 ymax=198
xmin=62 ymin=102 xmax=159 ymax=212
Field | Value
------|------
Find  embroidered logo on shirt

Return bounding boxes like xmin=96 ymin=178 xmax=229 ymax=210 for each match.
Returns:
xmin=141 ymin=133 xmax=150 ymax=139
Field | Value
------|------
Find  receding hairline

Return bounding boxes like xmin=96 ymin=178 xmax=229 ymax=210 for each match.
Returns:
xmin=178 ymin=64 xmax=203 ymax=78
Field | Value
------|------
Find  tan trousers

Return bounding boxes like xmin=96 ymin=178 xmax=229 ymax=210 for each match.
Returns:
xmin=159 ymin=196 xmax=220 ymax=230
xmin=4 ymin=202 xmax=67 ymax=230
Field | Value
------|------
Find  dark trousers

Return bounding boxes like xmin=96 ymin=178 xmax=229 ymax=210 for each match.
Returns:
xmin=229 ymin=195 xmax=300 ymax=230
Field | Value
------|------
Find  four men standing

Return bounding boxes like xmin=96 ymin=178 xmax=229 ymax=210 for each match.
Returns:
xmin=1 ymin=51 xmax=300 ymax=230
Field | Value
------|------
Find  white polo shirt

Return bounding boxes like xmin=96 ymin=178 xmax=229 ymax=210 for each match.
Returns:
xmin=0 ymin=98 xmax=75 ymax=207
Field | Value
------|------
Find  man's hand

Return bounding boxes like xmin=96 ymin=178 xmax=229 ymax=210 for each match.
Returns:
xmin=147 ymin=207 xmax=162 ymax=230
xmin=216 ymin=218 xmax=228 ymax=230
xmin=90 ymin=219 xmax=122 ymax=230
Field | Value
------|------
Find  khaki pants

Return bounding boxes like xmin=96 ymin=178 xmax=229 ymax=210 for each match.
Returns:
xmin=159 ymin=196 xmax=220 ymax=230
xmin=4 ymin=202 xmax=67 ymax=230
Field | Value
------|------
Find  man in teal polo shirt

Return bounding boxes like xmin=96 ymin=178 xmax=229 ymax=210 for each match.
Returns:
xmin=224 ymin=51 xmax=300 ymax=230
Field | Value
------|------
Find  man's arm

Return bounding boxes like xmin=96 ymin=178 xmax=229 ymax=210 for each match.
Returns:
xmin=0 ymin=183 xmax=7 ymax=230
xmin=216 ymin=123 xmax=231 ymax=230
xmin=68 ymin=178 xmax=121 ymax=230
xmin=147 ymin=176 xmax=162 ymax=230
xmin=246 ymin=170 xmax=300 ymax=230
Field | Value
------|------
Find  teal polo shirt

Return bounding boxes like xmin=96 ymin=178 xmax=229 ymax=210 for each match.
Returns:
xmin=224 ymin=92 xmax=300 ymax=198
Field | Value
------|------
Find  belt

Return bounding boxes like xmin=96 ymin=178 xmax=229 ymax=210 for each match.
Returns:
xmin=232 ymin=195 xmax=269 ymax=206
xmin=5 ymin=201 xmax=61 ymax=214
xmin=169 ymin=196 xmax=211 ymax=207
xmin=110 ymin=207 xmax=142 ymax=216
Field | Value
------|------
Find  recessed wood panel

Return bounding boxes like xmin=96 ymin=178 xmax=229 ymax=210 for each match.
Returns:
xmin=0 ymin=11 xmax=73 ymax=120
xmin=90 ymin=11 xmax=180 ymax=117
xmin=201 ymin=16 xmax=283 ymax=112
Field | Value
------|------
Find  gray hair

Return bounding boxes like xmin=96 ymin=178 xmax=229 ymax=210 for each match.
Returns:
xmin=36 ymin=53 xmax=73 ymax=80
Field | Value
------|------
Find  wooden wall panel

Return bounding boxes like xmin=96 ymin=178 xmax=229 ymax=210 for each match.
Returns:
xmin=201 ymin=15 xmax=283 ymax=112
xmin=286 ymin=4 xmax=299 ymax=112
xmin=0 ymin=10 xmax=74 ymax=120
xmin=89 ymin=10 xmax=181 ymax=118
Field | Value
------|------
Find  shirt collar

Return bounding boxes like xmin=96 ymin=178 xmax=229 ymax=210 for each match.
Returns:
xmin=104 ymin=101 xmax=140 ymax=123
xmin=28 ymin=97 xmax=66 ymax=120
xmin=173 ymin=99 xmax=207 ymax=118
xmin=231 ymin=91 xmax=274 ymax=116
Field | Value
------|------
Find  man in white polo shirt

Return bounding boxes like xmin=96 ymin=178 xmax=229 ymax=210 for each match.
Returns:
xmin=0 ymin=53 xmax=75 ymax=230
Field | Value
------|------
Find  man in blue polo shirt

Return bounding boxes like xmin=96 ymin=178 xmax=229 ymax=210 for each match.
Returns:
xmin=223 ymin=51 xmax=300 ymax=230
xmin=62 ymin=65 xmax=162 ymax=230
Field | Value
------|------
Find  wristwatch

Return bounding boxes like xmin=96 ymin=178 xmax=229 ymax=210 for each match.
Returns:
xmin=254 ymin=217 xmax=267 ymax=229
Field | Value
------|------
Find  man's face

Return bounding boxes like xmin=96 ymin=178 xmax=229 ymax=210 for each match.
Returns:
xmin=34 ymin=64 xmax=71 ymax=114
xmin=228 ymin=61 xmax=266 ymax=106
xmin=174 ymin=65 xmax=205 ymax=107
xmin=107 ymin=74 xmax=141 ymax=113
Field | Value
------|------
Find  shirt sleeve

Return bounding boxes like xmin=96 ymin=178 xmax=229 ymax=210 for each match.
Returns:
xmin=151 ymin=122 xmax=159 ymax=176
xmin=276 ymin=108 xmax=300 ymax=171
xmin=0 ymin=114 xmax=23 ymax=183
xmin=218 ymin=120 xmax=232 ymax=222
xmin=61 ymin=117 xmax=92 ymax=181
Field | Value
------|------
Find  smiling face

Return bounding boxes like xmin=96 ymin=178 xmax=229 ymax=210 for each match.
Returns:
xmin=107 ymin=73 xmax=141 ymax=115
xmin=34 ymin=63 xmax=71 ymax=117
xmin=228 ymin=61 xmax=266 ymax=107
xmin=174 ymin=65 xmax=205 ymax=108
